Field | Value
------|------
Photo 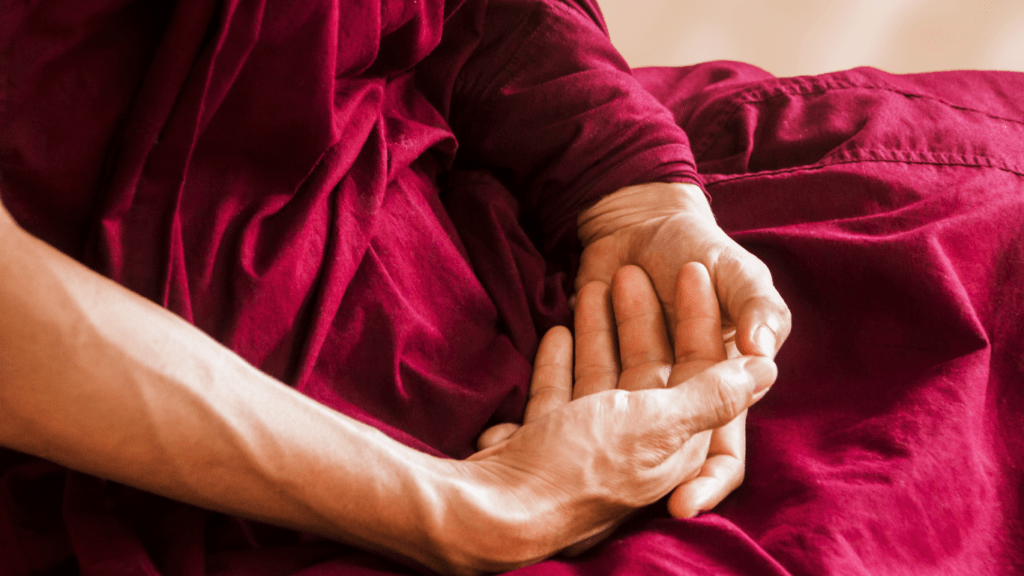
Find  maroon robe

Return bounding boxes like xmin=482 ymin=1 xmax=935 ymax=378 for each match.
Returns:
xmin=2 ymin=0 xmax=1024 ymax=574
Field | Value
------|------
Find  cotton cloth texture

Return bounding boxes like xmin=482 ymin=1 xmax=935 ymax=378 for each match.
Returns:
xmin=1 ymin=0 xmax=1023 ymax=574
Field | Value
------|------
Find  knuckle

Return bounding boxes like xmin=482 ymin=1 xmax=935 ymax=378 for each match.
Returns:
xmin=778 ymin=302 xmax=794 ymax=332
xmin=595 ymin=389 xmax=632 ymax=421
xmin=733 ymin=465 xmax=746 ymax=489
xmin=574 ymin=366 xmax=619 ymax=380
xmin=572 ymin=373 xmax=617 ymax=399
xmin=712 ymin=376 xmax=747 ymax=426
xmin=577 ymin=280 xmax=610 ymax=300
xmin=723 ymin=248 xmax=774 ymax=294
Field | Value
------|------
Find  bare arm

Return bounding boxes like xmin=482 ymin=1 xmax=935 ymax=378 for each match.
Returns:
xmin=0 ymin=200 xmax=774 ymax=574
xmin=0 ymin=202 xmax=472 ymax=571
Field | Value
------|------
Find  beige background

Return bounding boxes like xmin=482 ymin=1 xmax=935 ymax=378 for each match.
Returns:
xmin=599 ymin=0 xmax=1024 ymax=76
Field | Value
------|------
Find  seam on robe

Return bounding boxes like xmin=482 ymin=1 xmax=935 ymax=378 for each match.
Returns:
xmin=691 ymin=72 xmax=1024 ymax=163
xmin=702 ymin=148 xmax=1024 ymax=187
xmin=730 ymin=75 xmax=1024 ymax=126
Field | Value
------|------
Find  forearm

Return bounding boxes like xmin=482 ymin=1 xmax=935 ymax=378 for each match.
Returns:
xmin=0 ymin=208 xmax=470 ymax=572
xmin=423 ymin=0 xmax=699 ymax=263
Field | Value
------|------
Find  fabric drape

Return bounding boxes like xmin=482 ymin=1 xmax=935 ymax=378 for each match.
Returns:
xmin=1 ymin=0 xmax=1023 ymax=574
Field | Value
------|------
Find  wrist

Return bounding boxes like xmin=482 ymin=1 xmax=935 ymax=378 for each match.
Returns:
xmin=436 ymin=457 xmax=631 ymax=573
xmin=430 ymin=459 xmax=544 ymax=574
xmin=577 ymin=182 xmax=712 ymax=247
xmin=302 ymin=450 xmax=541 ymax=575
xmin=286 ymin=429 xmax=476 ymax=573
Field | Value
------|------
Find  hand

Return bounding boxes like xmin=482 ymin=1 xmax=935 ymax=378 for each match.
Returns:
xmin=573 ymin=263 xmax=743 ymax=519
xmin=558 ymin=262 xmax=731 ymax=552
xmin=575 ymin=182 xmax=792 ymax=517
xmin=477 ymin=263 xmax=746 ymax=518
xmin=576 ymin=182 xmax=791 ymax=358
xmin=459 ymin=270 xmax=776 ymax=572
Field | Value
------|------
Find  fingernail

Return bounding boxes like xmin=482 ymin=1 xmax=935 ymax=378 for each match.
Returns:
xmin=745 ymin=357 xmax=777 ymax=394
xmin=694 ymin=496 xmax=713 ymax=515
xmin=753 ymin=325 xmax=777 ymax=358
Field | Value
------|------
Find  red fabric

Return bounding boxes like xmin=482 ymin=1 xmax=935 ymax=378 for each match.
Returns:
xmin=0 ymin=0 xmax=697 ymax=459
xmin=2 ymin=0 xmax=1024 ymax=574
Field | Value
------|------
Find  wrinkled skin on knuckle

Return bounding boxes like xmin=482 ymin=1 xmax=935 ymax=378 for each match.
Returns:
xmin=631 ymin=427 xmax=678 ymax=470
xmin=617 ymin=432 xmax=712 ymax=509
xmin=711 ymin=371 xmax=748 ymax=428
xmin=715 ymin=249 xmax=756 ymax=295
xmin=764 ymin=295 xmax=794 ymax=339
xmin=731 ymin=462 xmax=746 ymax=490
xmin=586 ymin=392 xmax=661 ymax=475
xmin=619 ymin=364 xmax=671 ymax=392
xmin=576 ymin=278 xmax=610 ymax=302
xmin=575 ymin=366 xmax=619 ymax=385
xmin=718 ymin=247 xmax=782 ymax=313
xmin=617 ymin=392 xmax=685 ymax=467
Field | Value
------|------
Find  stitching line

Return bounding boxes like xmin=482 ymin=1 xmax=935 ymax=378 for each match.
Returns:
xmin=702 ymin=148 xmax=1024 ymax=188
xmin=690 ymin=71 xmax=1024 ymax=163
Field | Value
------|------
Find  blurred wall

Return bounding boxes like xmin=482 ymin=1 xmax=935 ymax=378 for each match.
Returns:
xmin=599 ymin=0 xmax=1024 ymax=76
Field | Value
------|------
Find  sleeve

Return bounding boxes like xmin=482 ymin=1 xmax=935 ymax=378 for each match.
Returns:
xmin=421 ymin=0 xmax=700 ymax=258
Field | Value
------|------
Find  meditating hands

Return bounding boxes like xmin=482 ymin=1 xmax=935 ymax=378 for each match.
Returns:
xmin=476 ymin=179 xmax=791 ymax=542
xmin=465 ymin=262 xmax=776 ymax=571
xmin=578 ymin=181 xmax=791 ymax=515
xmin=572 ymin=263 xmax=742 ymax=521
xmin=0 ymin=194 xmax=779 ymax=576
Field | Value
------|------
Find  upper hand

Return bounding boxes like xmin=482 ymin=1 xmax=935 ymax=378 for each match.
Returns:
xmin=576 ymin=182 xmax=791 ymax=359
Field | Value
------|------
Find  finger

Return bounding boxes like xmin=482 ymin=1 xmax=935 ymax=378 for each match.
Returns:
xmin=611 ymin=266 xmax=673 ymax=375
xmin=523 ymin=326 xmax=574 ymax=425
xmin=575 ymin=236 xmax=624 ymax=293
xmin=476 ymin=423 xmax=521 ymax=451
xmin=735 ymin=295 xmax=790 ymax=359
xmin=706 ymin=409 xmax=747 ymax=464
xmin=712 ymin=247 xmax=792 ymax=359
xmin=722 ymin=327 xmax=741 ymax=360
xmin=666 ymin=412 xmax=746 ymax=518
xmin=660 ymin=356 xmax=776 ymax=440
xmin=668 ymin=455 xmax=744 ymax=518
xmin=573 ymin=281 xmax=620 ymax=399
xmin=671 ymin=263 xmax=728 ymax=384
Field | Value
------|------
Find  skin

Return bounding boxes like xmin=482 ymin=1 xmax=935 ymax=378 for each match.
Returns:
xmin=462 ymin=263 xmax=775 ymax=569
xmin=576 ymin=181 xmax=791 ymax=517
xmin=0 ymin=191 xmax=778 ymax=574
xmin=576 ymin=182 xmax=791 ymax=359
xmin=482 ymin=181 xmax=792 ymax=521
xmin=478 ymin=262 xmax=751 ymax=551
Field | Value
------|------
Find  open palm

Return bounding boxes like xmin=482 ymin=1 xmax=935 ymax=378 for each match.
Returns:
xmin=479 ymin=263 xmax=750 ymax=521
xmin=573 ymin=263 xmax=744 ymax=519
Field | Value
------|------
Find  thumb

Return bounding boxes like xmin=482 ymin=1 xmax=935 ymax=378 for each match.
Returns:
xmin=476 ymin=423 xmax=521 ymax=451
xmin=663 ymin=356 xmax=776 ymax=439
xmin=714 ymin=248 xmax=792 ymax=359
